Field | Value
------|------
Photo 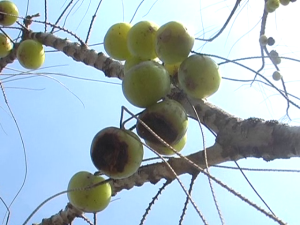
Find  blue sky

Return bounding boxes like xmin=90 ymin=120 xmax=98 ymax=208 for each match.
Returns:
xmin=0 ymin=0 xmax=300 ymax=224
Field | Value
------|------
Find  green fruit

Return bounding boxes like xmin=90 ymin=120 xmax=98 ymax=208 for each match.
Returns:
xmin=272 ymin=71 xmax=282 ymax=81
xmin=178 ymin=54 xmax=221 ymax=99
xmin=269 ymin=50 xmax=281 ymax=64
xmin=280 ymin=0 xmax=290 ymax=5
xmin=90 ymin=127 xmax=144 ymax=179
xmin=104 ymin=23 xmax=132 ymax=60
xmin=122 ymin=61 xmax=170 ymax=108
xmin=266 ymin=0 xmax=280 ymax=13
xmin=0 ymin=1 xmax=18 ymax=26
xmin=0 ymin=33 xmax=12 ymax=57
xmin=17 ymin=39 xmax=45 ymax=69
xmin=136 ymin=99 xmax=188 ymax=146
xmin=146 ymin=133 xmax=187 ymax=156
xmin=155 ymin=21 xmax=194 ymax=64
xmin=127 ymin=21 xmax=159 ymax=60
xmin=67 ymin=171 xmax=111 ymax=213
xmin=259 ymin=35 xmax=268 ymax=47
xmin=124 ymin=56 xmax=147 ymax=73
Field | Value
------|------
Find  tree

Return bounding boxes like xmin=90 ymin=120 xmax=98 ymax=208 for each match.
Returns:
xmin=1 ymin=0 xmax=300 ymax=225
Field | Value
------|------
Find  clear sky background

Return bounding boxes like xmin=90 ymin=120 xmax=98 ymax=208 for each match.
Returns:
xmin=0 ymin=0 xmax=300 ymax=224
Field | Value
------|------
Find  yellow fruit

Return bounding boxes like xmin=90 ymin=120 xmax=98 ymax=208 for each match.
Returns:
xmin=0 ymin=33 xmax=12 ymax=57
xmin=155 ymin=21 xmax=194 ymax=64
xmin=127 ymin=21 xmax=159 ymax=60
xmin=17 ymin=40 xmax=45 ymax=69
xmin=136 ymin=99 xmax=188 ymax=146
xmin=90 ymin=127 xmax=144 ymax=179
xmin=122 ymin=61 xmax=170 ymax=108
xmin=164 ymin=62 xmax=182 ymax=76
xmin=146 ymin=133 xmax=187 ymax=156
xmin=124 ymin=56 xmax=146 ymax=73
xmin=178 ymin=54 xmax=221 ymax=99
xmin=266 ymin=0 xmax=280 ymax=13
xmin=104 ymin=22 xmax=132 ymax=60
xmin=67 ymin=171 xmax=111 ymax=213
xmin=0 ymin=1 xmax=18 ymax=26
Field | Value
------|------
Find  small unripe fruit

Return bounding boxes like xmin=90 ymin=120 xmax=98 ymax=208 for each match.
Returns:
xmin=0 ymin=1 xmax=18 ymax=26
xmin=259 ymin=35 xmax=268 ymax=47
xmin=280 ymin=0 xmax=290 ymax=5
xmin=136 ymin=99 xmax=188 ymax=146
xmin=90 ymin=127 xmax=144 ymax=179
xmin=269 ymin=50 xmax=281 ymax=64
xmin=127 ymin=21 xmax=159 ymax=60
xmin=0 ymin=33 xmax=12 ymax=57
xmin=178 ymin=54 xmax=221 ymax=99
xmin=122 ymin=61 xmax=170 ymax=108
xmin=67 ymin=171 xmax=111 ymax=213
xmin=272 ymin=71 xmax=282 ymax=81
xmin=155 ymin=21 xmax=194 ymax=64
xmin=267 ymin=37 xmax=275 ymax=46
xmin=266 ymin=0 xmax=280 ymax=13
xmin=146 ymin=133 xmax=187 ymax=155
xmin=17 ymin=40 xmax=45 ymax=69
xmin=104 ymin=23 xmax=132 ymax=60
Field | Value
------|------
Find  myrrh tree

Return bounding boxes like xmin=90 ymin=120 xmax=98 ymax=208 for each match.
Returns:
xmin=1 ymin=0 xmax=300 ymax=225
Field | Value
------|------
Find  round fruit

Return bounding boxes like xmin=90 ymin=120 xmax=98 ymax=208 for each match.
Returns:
xmin=0 ymin=33 xmax=12 ymax=57
xmin=122 ymin=61 xmax=170 ymax=108
xmin=155 ymin=21 xmax=194 ymax=64
xmin=269 ymin=50 xmax=281 ymax=64
xmin=136 ymin=99 xmax=188 ymax=146
xmin=0 ymin=1 xmax=18 ymax=26
xmin=259 ymin=35 xmax=268 ymax=47
xmin=280 ymin=0 xmax=290 ymax=5
xmin=67 ymin=171 xmax=111 ymax=213
xmin=266 ymin=0 xmax=280 ymax=13
xmin=90 ymin=127 xmax=144 ymax=179
xmin=178 ymin=54 xmax=221 ymax=99
xmin=127 ymin=21 xmax=159 ymax=60
xmin=17 ymin=39 xmax=45 ymax=69
xmin=124 ymin=56 xmax=148 ymax=73
xmin=104 ymin=22 xmax=132 ymax=60
xmin=146 ymin=133 xmax=187 ymax=156
xmin=267 ymin=37 xmax=275 ymax=46
xmin=272 ymin=71 xmax=282 ymax=81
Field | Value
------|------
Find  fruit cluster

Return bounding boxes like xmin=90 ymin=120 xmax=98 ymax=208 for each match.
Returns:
xmin=265 ymin=0 xmax=294 ymax=13
xmin=67 ymin=20 xmax=223 ymax=215
xmin=0 ymin=1 xmax=45 ymax=69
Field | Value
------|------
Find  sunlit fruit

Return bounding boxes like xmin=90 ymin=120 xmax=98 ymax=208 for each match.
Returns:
xmin=272 ymin=71 xmax=282 ymax=81
xmin=164 ymin=62 xmax=182 ymax=76
xmin=259 ymin=35 xmax=268 ymax=47
xmin=67 ymin=171 xmax=111 ymax=213
xmin=127 ymin=21 xmax=159 ymax=60
xmin=0 ymin=33 xmax=12 ymax=57
xmin=155 ymin=21 xmax=194 ymax=64
xmin=136 ymin=99 xmax=188 ymax=146
xmin=178 ymin=54 xmax=221 ymax=99
xmin=280 ymin=0 xmax=290 ymax=5
xmin=90 ymin=127 xmax=144 ymax=179
xmin=146 ymin=133 xmax=187 ymax=156
xmin=104 ymin=22 xmax=132 ymax=60
xmin=122 ymin=61 xmax=170 ymax=108
xmin=266 ymin=0 xmax=280 ymax=12
xmin=17 ymin=40 xmax=45 ymax=69
xmin=0 ymin=1 xmax=18 ymax=26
